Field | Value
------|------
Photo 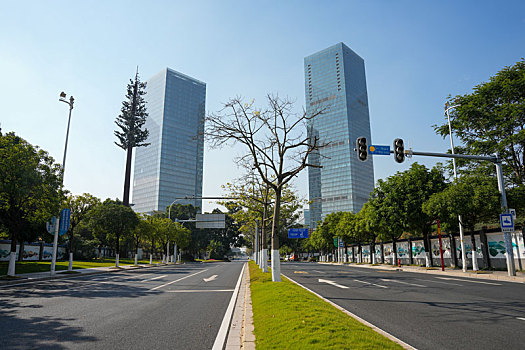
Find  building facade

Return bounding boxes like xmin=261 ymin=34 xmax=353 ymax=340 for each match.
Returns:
xmin=132 ymin=68 xmax=205 ymax=214
xmin=305 ymin=43 xmax=374 ymax=228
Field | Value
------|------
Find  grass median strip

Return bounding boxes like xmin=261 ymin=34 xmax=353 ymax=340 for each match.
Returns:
xmin=249 ymin=261 xmax=402 ymax=349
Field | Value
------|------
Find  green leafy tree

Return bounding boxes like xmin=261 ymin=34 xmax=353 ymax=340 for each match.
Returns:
xmin=132 ymin=216 xmax=152 ymax=264
xmin=114 ymin=69 xmax=149 ymax=206
xmin=435 ymin=59 xmax=525 ymax=187
xmin=64 ymin=193 xmax=100 ymax=268
xmin=85 ymin=199 xmax=139 ymax=266
xmin=369 ymin=176 xmax=406 ymax=265
xmin=0 ymin=132 xmax=62 ymax=276
xmin=220 ymin=178 xmax=302 ymax=261
xmin=423 ymin=175 xmax=500 ymax=234
xmin=309 ymin=212 xmax=344 ymax=256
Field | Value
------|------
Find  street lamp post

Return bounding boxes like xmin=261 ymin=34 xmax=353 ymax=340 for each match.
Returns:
xmin=51 ymin=92 xmax=74 ymax=276
xmin=444 ymin=102 xmax=471 ymax=272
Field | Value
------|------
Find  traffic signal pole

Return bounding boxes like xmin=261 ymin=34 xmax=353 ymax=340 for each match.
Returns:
xmin=395 ymin=149 xmax=516 ymax=276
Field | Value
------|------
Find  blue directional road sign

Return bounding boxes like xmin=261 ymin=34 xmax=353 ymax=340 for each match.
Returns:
xmin=59 ymin=208 xmax=71 ymax=235
xmin=500 ymin=213 xmax=514 ymax=233
xmin=288 ymin=228 xmax=309 ymax=239
xmin=368 ymin=145 xmax=390 ymax=155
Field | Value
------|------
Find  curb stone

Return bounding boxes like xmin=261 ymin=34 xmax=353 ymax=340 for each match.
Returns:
xmin=226 ymin=262 xmax=255 ymax=350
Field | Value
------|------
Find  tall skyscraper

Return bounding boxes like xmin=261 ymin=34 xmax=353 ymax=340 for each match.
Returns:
xmin=305 ymin=43 xmax=374 ymax=228
xmin=132 ymin=68 xmax=205 ymax=214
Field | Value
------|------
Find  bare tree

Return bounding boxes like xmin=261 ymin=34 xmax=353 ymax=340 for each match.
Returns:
xmin=205 ymin=95 xmax=325 ymax=281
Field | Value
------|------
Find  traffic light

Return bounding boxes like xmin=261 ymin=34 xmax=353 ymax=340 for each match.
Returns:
xmin=393 ymin=138 xmax=405 ymax=163
xmin=356 ymin=137 xmax=368 ymax=162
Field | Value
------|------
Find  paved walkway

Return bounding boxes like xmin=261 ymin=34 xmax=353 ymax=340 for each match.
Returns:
xmin=319 ymin=261 xmax=525 ymax=283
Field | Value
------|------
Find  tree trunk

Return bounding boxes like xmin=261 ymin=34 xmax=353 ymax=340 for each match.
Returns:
xmin=408 ymin=238 xmax=414 ymax=265
xmin=450 ymin=234 xmax=458 ymax=268
xmin=115 ymin=233 xmax=120 ymax=267
xmin=470 ymin=231 xmax=478 ymax=271
xmin=370 ymin=242 xmax=375 ymax=264
xmin=8 ymin=236 xmax=17 ymax=276
xmin=380 ymin=242 xmax=385 ymax=264
xmin=261 ymin=197 xmax=268 ymax=273
xmin=123 ymin=146 xmax=133 ymax=207
xmin=423 ymin=232 xmax=432 ymax=267
xmin=480 ymin=227 xmax=490 ymax=269
xmin=68 ymin=232 xmax=74 ymax=271
xmin=270 ymin=186 xmax=282 ymax=282
xmin=18 ymin=241 xmax=24 ymax=262
xmin=39 ymin=241 xmax=44 ymax=262
xmin=393 ymin=240 xmax=398 ymax=266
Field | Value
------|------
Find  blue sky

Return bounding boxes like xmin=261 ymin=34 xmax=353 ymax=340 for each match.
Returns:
xmin=1 ymin=0 xmax=524 ymax=212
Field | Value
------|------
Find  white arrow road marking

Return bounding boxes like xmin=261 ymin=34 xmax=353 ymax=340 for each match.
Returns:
xmin=142 ymin=275 xmax=167 ymax=282
xmin=380 ymin=279 xmax=426 ymax=287
xmin=420 ymin=279 xmax=462 ymax=286
xmin=353 ymin=279 xmax=388 ymax=289
xmin=318 ymin=279 xmax=349 ymax=289
xmin=517 ymin=317 xmax=525 ymax=321
xmin=203 ymin=275 xmax=218 ymax=282
xmin=150 ymin=269 xmax=208 ymax=291
xmin=436 ymin=277 xmax=501 ymax=286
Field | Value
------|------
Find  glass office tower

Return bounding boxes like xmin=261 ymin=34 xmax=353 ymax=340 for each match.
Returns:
xmin=305 ymin=43 xmax=374 ymax=228
xmin=132 ymin=68 xmax=205 ymax=214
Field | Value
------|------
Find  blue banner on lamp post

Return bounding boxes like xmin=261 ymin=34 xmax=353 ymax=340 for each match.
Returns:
xmin=59 ymin=208 xmax=71 ymax=235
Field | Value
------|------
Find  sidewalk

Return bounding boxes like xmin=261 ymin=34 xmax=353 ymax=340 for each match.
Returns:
xmin=320 ymin=261 xmax=525 ymax=283
xmin=0 ymin=263 xmax=167 ymax=286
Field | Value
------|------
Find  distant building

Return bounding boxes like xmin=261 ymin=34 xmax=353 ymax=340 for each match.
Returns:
xmin=132 ymin=68 xmax=205 ymax=214
xmin=305 ymin=43 xmax=374 ymax=228
xmin=298 ymin=208 xmax=310 ymax=227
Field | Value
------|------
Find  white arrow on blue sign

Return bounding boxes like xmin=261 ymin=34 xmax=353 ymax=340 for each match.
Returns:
xmin=288 ymin=228 xmax=309 ymax=239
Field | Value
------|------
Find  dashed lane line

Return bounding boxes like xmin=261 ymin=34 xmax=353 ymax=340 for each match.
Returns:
xmin=150 ymin=269 xmax=208 ymax=291
xmin=436 ymin=277 xmax=501 ymax=286
xmin=141 ymin=275 xmax=167 ymax=282
xmin=419 ymin=279 xmax=462 ymax=286
xmin=380 ymin=279 xmax=426 ymax=287
xmin=353 ymin=279 xmax=388 ymax=289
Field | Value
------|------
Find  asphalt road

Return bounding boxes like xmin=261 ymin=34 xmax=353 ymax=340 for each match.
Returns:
xmin=0 ymin=262 xmax=244 ymax=350
xmin=281 ymin=262 xmax=525 ymax=350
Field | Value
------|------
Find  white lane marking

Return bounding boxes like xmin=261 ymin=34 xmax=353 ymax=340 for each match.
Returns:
xmin=517 ymin=317 xmax=525 ymax=321
xmin=150 ymin=269 xmax=208 ymax=291
xmin=380 ymin=279 xmax=426 ymax=287
xmin=436 ymin=277 xmax=501 ymax=286
xmin=142 ymin=275 xmax=167 ymax=282
xmin=319 ymin=278 xmax=349 ymax=289
xmin=353 ymin=279 xmax=388 ymax=289
xmin=165 ymin=289 xmax=234 ymax=293
xmin=203 ymin=275 xmax=218 ymax=282
xmin=212 ymin=263 xmax=246 ymax=350
xmin=420 ymin=279 xmax=462 ymax=286
xmin=313 ymin=270 xmax=324 ymax=274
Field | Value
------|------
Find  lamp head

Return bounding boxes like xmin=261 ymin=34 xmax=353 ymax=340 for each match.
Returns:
xmin=60 ymin=91 xmax=67 ymax=98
